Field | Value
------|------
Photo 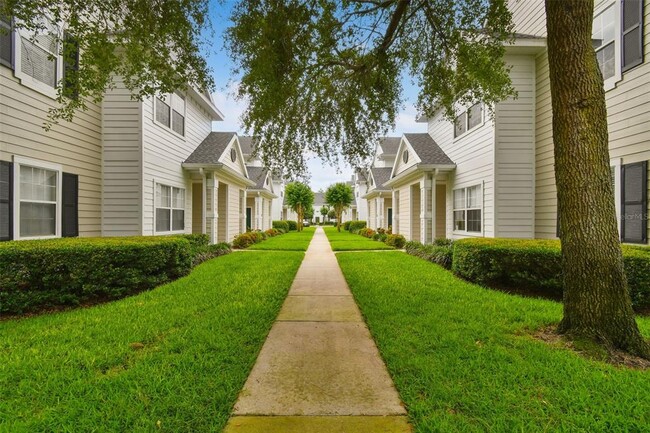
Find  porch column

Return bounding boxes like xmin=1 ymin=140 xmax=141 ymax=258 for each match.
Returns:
xmin=392 ymin=189 xmax=398 ymax=233
xmin=420 ymin=175 xmax=431 ymax=243
xmin=255 ymin=194 xmax=262 ymax=230
xmin=431 ymin=171 xmax=438 ymax=242
xmin=240 ymin=189 xmax=246 ymax=234
xmin=377 ymin=196 xmax=384 ymax=228
xmin=206 ymin=173 xmax=218 ymax=244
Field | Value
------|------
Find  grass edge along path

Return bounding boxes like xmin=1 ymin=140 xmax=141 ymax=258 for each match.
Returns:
xmin=0 ymin=251 xmax=304 ymax=432
xmin=336 ymin=251 xmax=650 ymax=433
xmin=323 ymin=226 xmax=393 ymax=251
xmin=248 ymin=227 xmax=316 ymax=251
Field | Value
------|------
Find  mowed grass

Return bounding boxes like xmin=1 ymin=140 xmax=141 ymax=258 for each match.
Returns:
xmin=248 ymin=227 xmax=316 ymax=251
xmin=336 ymin=252 xmax=650 ymax=432
xmin=0 ymin=251 xmax=304 ymax=432
xmin=323 ymin=226 xmax=393 ymax=251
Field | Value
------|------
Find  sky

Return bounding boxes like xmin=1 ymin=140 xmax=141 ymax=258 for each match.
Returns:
xmin=204 ymin=2 xmax=427 ymax=191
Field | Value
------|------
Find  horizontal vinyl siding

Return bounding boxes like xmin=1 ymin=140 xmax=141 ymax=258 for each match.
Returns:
xmin=228 ymin=184 xmax=242 ymax=241
xmin=509 ymin=0 xmax=547 ymax=37
xmin=102 ymin=78 xmax=142 ymax=236
xmin=142 ymin=94 xmax=213 ymax=235
xmin=0 ymin=66 xmax=102 ymax=237
xmin=368 ymin=200 xmax=376 ymax=229
xmin=428 ymin=109 xmax=495 ymax=238
xmin=398 ymin=185 xmax=411 ymax=240
xmin=494 ymin=55 xmax=536 ymax=238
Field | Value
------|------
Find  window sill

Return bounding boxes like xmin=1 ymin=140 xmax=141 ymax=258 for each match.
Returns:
xmin=15 ymin=70 xmax=58 ymax=100
xmin=17 ymin=234 xmax=60 ymax=241
xmin=154 ymin=230 xmax=187 ymax=236
xmin=452 ymin=230 xmax=483 ymax=237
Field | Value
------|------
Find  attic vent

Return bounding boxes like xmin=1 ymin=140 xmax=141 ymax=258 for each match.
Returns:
xmin=403 ymin=150 xmax=409 ymax=164
xmin=231 ymin=148 xmax=237 ymax=162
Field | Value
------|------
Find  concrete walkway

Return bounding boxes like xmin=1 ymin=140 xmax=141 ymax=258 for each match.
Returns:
xmin=224 ymin=227 xmax=411 ymax=433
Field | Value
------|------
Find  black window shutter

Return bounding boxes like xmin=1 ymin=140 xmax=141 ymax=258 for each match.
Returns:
xmin=0 ymin=161 xmax=13 ymax=241
xmin=0 ymin=12 xmax=12 ymax=68
xmin=62 ymin=172 xmax=79 ymax=238
xmin=621 ymin=161 xmax=648 ymax=243
xmin=622 ymin=0 xmax=644 ymax=71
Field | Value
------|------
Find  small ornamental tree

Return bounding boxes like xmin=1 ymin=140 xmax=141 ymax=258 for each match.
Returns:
xmin=304 ymin=205 xmax=314 ymax=221
xmin=284 ymin=182 xmax=314 ymax=231
xmin=325 ymin=183 xmax=354 ymax=232
xmin=320 ymin=206 xmax=329 ymax=222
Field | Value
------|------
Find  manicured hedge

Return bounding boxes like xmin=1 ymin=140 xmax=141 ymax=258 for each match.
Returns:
xmin=287 ymin=220 xmax=298 ymax=231
xmin=272 ymin=220 xmax=290 ymax=232
xmin=343 ymin=221 xmax=352 ymax=231
xmin=405 ymin=240 xmax=454 ymax=269
xmin=452 ymin=238 xmax=650 ymax=310
xmin=232 ymin=228 xmax=284 ymax=249
xmin=0 ymin=236 xmax=194 ymax=314
xmin=348 ymin=221 xmax=367 ymax=233
xmin=384 ymin=234 xmax=406 ymax=249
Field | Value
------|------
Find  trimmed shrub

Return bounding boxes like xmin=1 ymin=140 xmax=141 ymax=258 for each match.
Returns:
xmin=405 ymin=241 xmax=454 ymax=269
xmin=343 ymin=221 xmax=352 ymax=231
xmin=372 ymin=233 xmax=388 ymax=242
xmin=358 ymin=228 xmax=375 ymax=238
xmin=232 ymin=232 xmax=259 ymax=249
xmin=0 ymin=237 xmax=193 ymax=314
xmin=272 ymin=220 xmax=290 ymax=232
xmin=192 ymin=242 xmax=231 ymax=266
xmin=348 ymin=220 xmax=367 ymax=233
xmin=452 ymin=238 xmax=650 ymax=310
xmin=287 ymin=220 xmax=298 ymax=231
xmin=265 ymin=228 xmax=280 ymax=237
xmin=384 ymin=234 xmax=406 ymax=249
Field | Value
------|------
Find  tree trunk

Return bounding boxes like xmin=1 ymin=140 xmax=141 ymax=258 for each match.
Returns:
xmin=545 ymin=0 xmax=649 ymax=358
xmin=297 ymin=203 xmax=303 ymax=231
xmin=337 ymin=206 xmax=342 ymax=232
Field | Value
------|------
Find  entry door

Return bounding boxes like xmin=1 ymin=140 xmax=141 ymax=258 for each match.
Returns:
xmin=246 ymin=207 xmax=252 ymax=231
xmin=387 ymin=208 xmax=393 ymax=228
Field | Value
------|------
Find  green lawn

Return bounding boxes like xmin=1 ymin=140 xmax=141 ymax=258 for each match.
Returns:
xmin=247 ymin=227 xmax=316 ymax=251
xmin=0 ymin=251 xmax=304 ymax=432
xmin=323 ymin=226 xmax=393 ymax=251
xmin=336 ymin=252 xmax=650 ymax=432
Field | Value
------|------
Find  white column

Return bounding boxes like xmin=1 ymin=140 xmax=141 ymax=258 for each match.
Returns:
xmin=392 ymin=189 xmax=398 ymax=233
xmin=431 ymin=171 xmax=437 ymax=242
xmin=241 ymin=189 xmax=246 ymax=234
xmin=255 ymin=195 xmax=262 ymax=230
xmin=377 ymin=197 xmax=383 ymax=228
xmin=420 ymin=176 xmax=430 ymax=243
xmin=206 ymin=174 xmax=217 ymax=244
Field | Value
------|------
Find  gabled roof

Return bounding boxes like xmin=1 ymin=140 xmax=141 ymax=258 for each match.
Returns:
xmin=313 ymin=192 xmax=326 ymax=207
xmin=378 ymin=137 xmax=401 ymax=155
xmin=403 ymin=133 xmax=454 ymax=165
xmin=239 ymin=136 xmax=256 ymax=155
xmin=184 ymin=132 xmax=237 ymax=164
xmin=370 ymin=167 xmax=392 ymax=190
xmin=246 ymin=166 xmax=270 ymax=190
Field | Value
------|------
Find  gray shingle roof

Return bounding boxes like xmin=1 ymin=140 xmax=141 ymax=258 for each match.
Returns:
xmin=379 ymin=137 xmax=401 ymax=155
xmin=185 ymin=132 xmax=236 ymax=164
xmin=313 ymin=192 xmax=326 ymax=207
xmin=403 ymin=133 xmax=454 ymax=166
xmin=239 ymin=136 xmax=256 ymax=155
xmin=246 ymin=166 xmax=269 ymax=189
xmin=370 ymin=167 xmax=392 ymax=190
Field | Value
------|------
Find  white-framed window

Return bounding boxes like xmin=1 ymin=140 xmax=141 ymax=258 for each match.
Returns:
xmin=593 ymin=4 xmax=617 ymax=82
xmin=154 ymin=93 xmax=186 ymax=137
xmin=453 ymin=184 xmax=482 ymax=233
xmin=155 ymin=183 xmax=185 ymax=233
xmin=454 ymin=103 xmax=483 ymax=139
xmin=13 ymin=157 xmax=62 ymax=239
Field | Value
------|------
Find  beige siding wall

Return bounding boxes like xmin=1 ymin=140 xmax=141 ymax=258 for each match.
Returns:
xmin=494 ymin=54 xmax=537 ymax=238
xmin=102 ymin=77 xmax=142 ymax=236
xmin=367 ymin=199 xmax=376 ymax=229
xmin=263 ymin=197 xmax=271 ymax=230
xmin=217 ymin=182 xmax=228 ymax=242
xmin=397 ymin=184 xmax=411 ymax=239
xmin=0 ymin=66 xmax=102 ymax=237
xmin=383 ymin=197 xmax=393 ymax=228
xmin=227 ymin=184 xmax=243 ymax=241
xmin=141 ymin=94 xmax=212 ymax=235
xmin=192 ymin=182 xmax=203 ymax=234
xmin=509 ymin=0 xmax=547 ymax=36
xmin=436 ymin=184 xmax=446 ymax=237
xmin=428 ymin=109 xmax=495 ymax=238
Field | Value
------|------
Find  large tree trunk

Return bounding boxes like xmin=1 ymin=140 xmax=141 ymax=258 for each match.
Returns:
xmin=545 ymin=0 xmax=649 ymax=358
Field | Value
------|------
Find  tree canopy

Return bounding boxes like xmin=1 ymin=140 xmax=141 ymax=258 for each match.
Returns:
xmin=2 ymin=0 xmax=214 ymax=124
xmin=227 ymin=0 xmax=514 ymax=177
xmin=325 ymin=182 xmax=354 ymax=231
xmin=284 ymin=181 xmax=314 ymax=230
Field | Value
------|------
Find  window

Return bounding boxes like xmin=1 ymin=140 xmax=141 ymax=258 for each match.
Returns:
xmin=622 ymin=0 xmax=644 ymax=71
xmin=453 ymin=184 xmax=482 ymax=233
xmin=0 ymin=11 xmax=11 ymax=67
xmin=454 ymin=103 xmax=483 ymax=138
xmin=20 ymin=21 xmax=58 ymax=88
xmin=454 ymin=112 xmax=467 ymax=138
xmin=15 ymin=160 xmax=61 ymax=239
xmin=621 ymin=161 xmax=647 ymax=243
xmin=593 ymin=5 xmax=616 ymax=80
xmin=155 ymin=184 xmax=185 ymax=233
xmin=155 ymin=93 xmax=185 ymax=136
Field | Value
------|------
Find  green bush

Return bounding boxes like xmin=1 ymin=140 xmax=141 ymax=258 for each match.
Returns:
xmin=265 ymin=228 xmax=280 ymax=237
xmin=272 ymin=220 xmax=289 ymax=232
xmin=384 ymin=234 xmax=406 ymax=248
xmin=405 ymin=241 xmax=454 ymax=269
xmin=0 ymin=237 xmax=193 ymax=314
xmin=343 ymin=221 xmax=352 ymax=231
xmin=232 ymin=232 xmax=259 ymax=249
xmin=452 ymin=238 xmax=650 ymax=310
xmin=191 ymin=242 xmax=231 ymax=266
xmin=348 ymin=220 xmax=367 ymax=233
xmin=358 ymin=228 xmax=375 ymax=238
xmin=372 ymin=233 xmax=388 ymax=242
xmin=287 ymin=220 xmax=298 ymax=231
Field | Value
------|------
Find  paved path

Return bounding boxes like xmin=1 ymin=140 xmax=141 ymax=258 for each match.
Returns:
xmin=224 ymin=227 xmax=411 ymax=433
